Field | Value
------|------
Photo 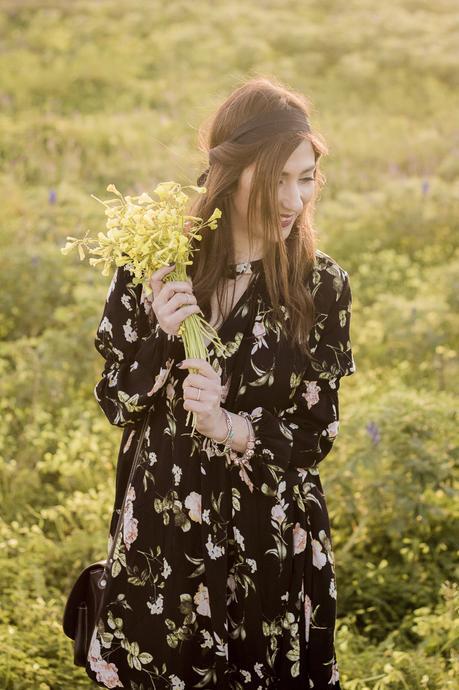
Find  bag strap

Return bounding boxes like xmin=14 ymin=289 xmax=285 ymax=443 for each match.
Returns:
xmin=104 ymin=413 xmax=150 ymax=579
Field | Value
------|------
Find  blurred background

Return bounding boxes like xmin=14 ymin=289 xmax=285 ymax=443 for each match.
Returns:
xmin=0 ymin=0 xmax=458 ymax=688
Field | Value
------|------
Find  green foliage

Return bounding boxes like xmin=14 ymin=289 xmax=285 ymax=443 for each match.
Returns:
xmin=0 ymin=0 xmax=457 ymax=688
xmin=335 ymin=581 xmax=458 ymax=689
xmin=325 ymin=382 xmax=457 ymax=639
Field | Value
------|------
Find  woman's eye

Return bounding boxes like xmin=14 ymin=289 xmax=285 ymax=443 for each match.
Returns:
xmin=279 ymin=177 xmax=315 ymax=184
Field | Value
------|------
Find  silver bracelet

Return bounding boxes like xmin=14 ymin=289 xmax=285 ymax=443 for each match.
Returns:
xmin=212 ymin=408 xmax=234 ymax=453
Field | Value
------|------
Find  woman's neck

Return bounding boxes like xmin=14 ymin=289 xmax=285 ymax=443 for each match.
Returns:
xmin=231 ymin=235 xmax=264 ymax=264
xmin=230 ymin=256 xmax=263 ymax=266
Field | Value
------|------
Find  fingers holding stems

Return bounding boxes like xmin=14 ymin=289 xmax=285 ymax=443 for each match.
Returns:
xmin=177 ymin=358 xmax=224 ymax=434
xmin=149 ymin=264 xmax=202 ymax=337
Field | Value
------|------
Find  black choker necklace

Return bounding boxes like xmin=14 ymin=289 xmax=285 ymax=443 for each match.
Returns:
xmin=225 ymin=258 xmax=264 ymax=280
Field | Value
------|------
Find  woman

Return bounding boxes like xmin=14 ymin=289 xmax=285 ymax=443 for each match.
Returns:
xmin=86 ymin=77 xmax=356 ymax=689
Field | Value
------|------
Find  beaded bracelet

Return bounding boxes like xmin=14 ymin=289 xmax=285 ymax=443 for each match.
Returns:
xmin=209 ymin=410 xmax=256 ymax=465
xmin=231 ymin=411 xmax=256 ymax=467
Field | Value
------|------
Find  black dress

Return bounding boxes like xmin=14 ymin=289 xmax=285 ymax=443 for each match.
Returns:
xmin=85 ymin=248 xmax=356 ymax=689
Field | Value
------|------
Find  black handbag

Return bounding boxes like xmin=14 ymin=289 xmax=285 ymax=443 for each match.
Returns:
xmin=62 ymin=413 xmax=150 ymax=667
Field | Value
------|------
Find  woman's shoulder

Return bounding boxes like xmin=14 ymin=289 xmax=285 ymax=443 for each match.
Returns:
xmin=313 ymin=248 xmax=349 ymax=282
xmin=302 ymin=249 xmax=352 ymax=326
xmin=308 ymin=248 xmax=350 ymax=305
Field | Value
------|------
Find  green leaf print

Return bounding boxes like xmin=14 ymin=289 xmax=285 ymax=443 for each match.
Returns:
xmin=117 ymin=390 xmax=145 ymax=413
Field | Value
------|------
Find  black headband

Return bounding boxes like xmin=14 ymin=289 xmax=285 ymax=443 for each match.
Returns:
xmin=226 ymin=107 xmax=311 ymax=144
xmin=196 ymin=107 xmax=311 ymax=186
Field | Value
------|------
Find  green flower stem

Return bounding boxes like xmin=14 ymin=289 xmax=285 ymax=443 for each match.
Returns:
xmin=164 ymin=265 xmax=229 ymax=437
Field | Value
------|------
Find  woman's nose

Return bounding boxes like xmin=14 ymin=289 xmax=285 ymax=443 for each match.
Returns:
xmin=280 ymin=189 xmax=303 ymax=215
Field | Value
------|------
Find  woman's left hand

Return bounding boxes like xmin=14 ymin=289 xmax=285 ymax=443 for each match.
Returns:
xmin=178 ymin=358 xmax=225 ymax=437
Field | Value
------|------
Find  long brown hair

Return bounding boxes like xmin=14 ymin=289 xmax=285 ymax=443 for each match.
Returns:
xmin=186 ymin=75 xmax=329 ymax=358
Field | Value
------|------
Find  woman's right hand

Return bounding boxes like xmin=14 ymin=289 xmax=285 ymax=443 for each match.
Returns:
xmin=148 ymin=264 xmax=201 ymax=336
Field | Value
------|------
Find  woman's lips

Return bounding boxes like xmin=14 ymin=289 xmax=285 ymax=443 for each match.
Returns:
xmin=280 ymin=215 xmax=295 ymax=227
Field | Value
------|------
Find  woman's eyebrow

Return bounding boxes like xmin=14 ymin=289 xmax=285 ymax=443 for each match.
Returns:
xmin=281 ymin=165 xmax=316 ymax=176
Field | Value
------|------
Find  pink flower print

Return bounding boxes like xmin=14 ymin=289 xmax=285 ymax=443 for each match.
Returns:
xmin=146 ymin=357 xmax=175 ymax=397
xmin=237 ymin=461 xmax=254 ymax=493
xmin=166 ymin=382 xmax=175 ymax=400
xmin=87 ymin=634 xmax=102 ymax=669
xmin=251 ymin=319 xmax=268 ymax=353
xmin=295 ymin=468 xmax=309 ymax=482
xmin=99 ymin=663 xmax=124 ymax=689
xmin=252 ymin=320 xmax=266 ymax=338
xmin=88 ymin=634 xmax=123 ymax=688
xmin=311 ymin=538 xmax=327 ymax=569
xmin=271 ymin=504 xmax=286 ymax=524
xmin=126 ymin=485 xmax=136 ymax=507
xmin=123 ymin=515 xmax=138 ymax=551
xmin=148 ymin=363 xmax=170 ymax=396
xmin=123 ymin=486 xmax=138 ymax=551
xmin=326 ymin=420 xmax=339 ymax=439
xmin=194 ymin=582 xmax=211 ymax=617
xmin=302 ymin=381 xmax=320 ymax=409
xmin=184 ymin=491 xmax=202 ymax=523
xmin=293 ymin=522 xmax=308 ymax=554
xmin=329 ymin=660 xmax=340 ymax=685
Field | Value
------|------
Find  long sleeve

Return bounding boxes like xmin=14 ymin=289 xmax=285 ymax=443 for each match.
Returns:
xmin=244 ymin=267 xmax=356 ymax=476
xmin=93 ymin=264 xmax=183 ymax=427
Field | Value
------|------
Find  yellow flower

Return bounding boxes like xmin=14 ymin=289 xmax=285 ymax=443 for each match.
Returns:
xmin=61 ymin=179 xmax=228 ymax=434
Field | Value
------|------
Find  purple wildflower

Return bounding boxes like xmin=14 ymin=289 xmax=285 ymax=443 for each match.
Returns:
xmin=366 ymin=421 xmax=380 ymax=445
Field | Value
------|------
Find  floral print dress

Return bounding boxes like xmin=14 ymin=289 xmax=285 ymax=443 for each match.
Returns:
xmin=85 ymin=248 xmax=356 ymax=690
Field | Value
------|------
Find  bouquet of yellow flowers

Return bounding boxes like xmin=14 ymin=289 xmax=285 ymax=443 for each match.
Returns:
xmin=61 ymin=180 xmax=229 ymax=432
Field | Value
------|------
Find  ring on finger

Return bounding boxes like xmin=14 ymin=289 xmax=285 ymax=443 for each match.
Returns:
xmin=195 ymin=388 xmax=201 ymax=401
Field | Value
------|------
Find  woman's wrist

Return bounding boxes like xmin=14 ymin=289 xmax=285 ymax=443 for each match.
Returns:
xmin=210 ymin=409 xmax=252 ymax=454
